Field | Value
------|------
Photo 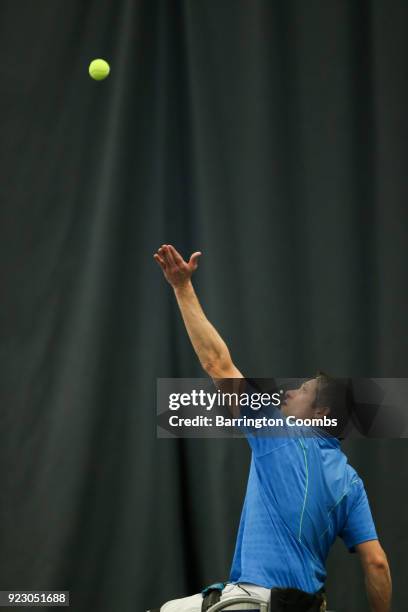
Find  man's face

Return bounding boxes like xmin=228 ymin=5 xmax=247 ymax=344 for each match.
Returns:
xmin=281 ymin=378 xmax=326 ymax=419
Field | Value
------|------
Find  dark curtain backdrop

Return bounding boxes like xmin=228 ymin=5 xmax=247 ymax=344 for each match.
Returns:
xmin=1 ymin=1 xmax=407 ymax=611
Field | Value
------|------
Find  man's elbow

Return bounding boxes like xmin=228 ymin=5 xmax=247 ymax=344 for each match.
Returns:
xmin=366 ymin=555 xmax=389 ymax=572
xmin=357 ymin=541 xmax=390 ymax=573
xmin=202 ymin=358 xmax=231 ymax=378
xmin=202 ymin=355 xmax=240 ymax=379
xmin=365 ymin=544 xmax=389 ymax=570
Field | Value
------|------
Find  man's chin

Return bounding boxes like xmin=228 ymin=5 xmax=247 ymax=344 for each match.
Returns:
xmin=280 ymin=405 xmax=290 ymax=417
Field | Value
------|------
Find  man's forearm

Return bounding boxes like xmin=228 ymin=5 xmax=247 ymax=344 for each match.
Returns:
xmin=173 ymin=281 xmax=231 ymax=371
xmin=365 ymin=564 xmax=392 ymax=612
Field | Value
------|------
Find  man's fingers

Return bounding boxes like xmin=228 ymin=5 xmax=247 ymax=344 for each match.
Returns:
xmin=153 ymin=253 xmax=165 ymax=267
xmin=157 ymin=247 xmax=168 ymax=266
xmin=168 ymin=244 xmax=185 ymax=265
xmin=165 ymin=244 xmax=177 ymax=265
xmin=157 ymin=244 xmax=201 ymax=270
xmin=160 ymin=245 xmax=174 ymax=265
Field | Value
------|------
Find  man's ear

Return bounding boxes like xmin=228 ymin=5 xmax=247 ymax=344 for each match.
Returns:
xmin=314 ymin=405 xmax=330 ymax=417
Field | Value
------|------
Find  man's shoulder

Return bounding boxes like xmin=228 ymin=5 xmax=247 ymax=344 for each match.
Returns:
xmin=343 ymin=465 xmax=366 ymax=504
xmin=341 ymin=454 xmax=363 ymax=483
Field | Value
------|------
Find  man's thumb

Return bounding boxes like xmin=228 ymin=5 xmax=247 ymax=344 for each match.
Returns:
xmin=189 ymin=251 xmax=202 ymax=269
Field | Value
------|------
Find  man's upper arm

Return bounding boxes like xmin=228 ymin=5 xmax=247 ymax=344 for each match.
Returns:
xmin=207 ymin=360 xmax=244 ymax=417
xmin=355 ymin=540 xmax=388 ymax=570
xmin=209 ymin=369 xmax=286 ymax=453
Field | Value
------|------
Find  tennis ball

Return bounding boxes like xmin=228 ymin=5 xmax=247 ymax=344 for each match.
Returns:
xmin=89 ymin=59 xmax=110 ymax=81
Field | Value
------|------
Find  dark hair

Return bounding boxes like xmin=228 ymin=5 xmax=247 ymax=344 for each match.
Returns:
xmin=313 ymin=371 xmax=353 ymax=439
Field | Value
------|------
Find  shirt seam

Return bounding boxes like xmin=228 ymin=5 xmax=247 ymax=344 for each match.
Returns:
xmin=298 ymin=438 xmax=309 ymax=543
xmin=319 ymin=476 xmax=360 ymax=540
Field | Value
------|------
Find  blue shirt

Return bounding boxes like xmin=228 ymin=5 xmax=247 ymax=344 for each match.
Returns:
xmin=229 ymin=389 xmax=378 ymax=593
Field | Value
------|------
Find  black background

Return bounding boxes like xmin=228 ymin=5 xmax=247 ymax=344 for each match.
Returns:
xmin=1 ymin=1 xmax=407 ymax=611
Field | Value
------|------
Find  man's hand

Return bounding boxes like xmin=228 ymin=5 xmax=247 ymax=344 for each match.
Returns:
xmin=153 ymin=244 xmax=202 ymax=289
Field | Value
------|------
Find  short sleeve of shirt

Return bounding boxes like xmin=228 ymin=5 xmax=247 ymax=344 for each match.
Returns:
xmin=339 ymin=477 xmax=378 ymax=553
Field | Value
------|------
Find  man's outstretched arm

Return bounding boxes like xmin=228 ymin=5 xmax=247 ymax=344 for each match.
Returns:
xmin=356 ymin=540 xmax=392 ymax=612
xmin=153 ymin=244 xmax=242 ymax=381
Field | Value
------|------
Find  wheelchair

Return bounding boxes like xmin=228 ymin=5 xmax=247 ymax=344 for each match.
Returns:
xmin=146 ymin=599 xmax=268 ymax=612
xmin=200 ymin=598 xmax=331 ymax=612
xmin=204 ymin=594 xmax=269 ymax=610
xmin=205 ymin=598 xmax=333 ymax=612
xmin=148 ymin=593 xmax=333 ymax=611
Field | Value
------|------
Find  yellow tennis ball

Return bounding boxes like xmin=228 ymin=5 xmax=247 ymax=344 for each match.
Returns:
xmin=89 ymin=59 xmax=110 ymax=81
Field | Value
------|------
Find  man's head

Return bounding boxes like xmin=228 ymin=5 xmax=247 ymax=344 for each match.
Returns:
xmin=281 ymin=372 xmax=352 ymax=436
xmin=281 ymin=377 xmax=323 ymax=419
